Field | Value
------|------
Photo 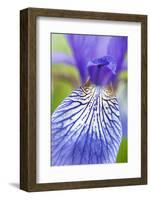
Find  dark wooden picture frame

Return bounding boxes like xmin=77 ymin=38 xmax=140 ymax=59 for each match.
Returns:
xmin=20 ymin=7 xmax=147 ymax=192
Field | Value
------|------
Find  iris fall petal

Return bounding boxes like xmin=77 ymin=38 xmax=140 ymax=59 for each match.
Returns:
xmin=51 ymin=84 xmax=122 ymax=166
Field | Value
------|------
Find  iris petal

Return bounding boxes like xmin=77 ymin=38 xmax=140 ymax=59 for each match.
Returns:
xmin=107 ymin=36 xmax=127 ymax=72
xmin=51 ymin=84 xmax=122 ymax=166
xmin=87 ymin=56 xmax=117 ymax=86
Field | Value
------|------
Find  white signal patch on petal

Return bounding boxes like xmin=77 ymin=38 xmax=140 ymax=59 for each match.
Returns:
xmin=51 ymin=85 xmax=122 ymax=166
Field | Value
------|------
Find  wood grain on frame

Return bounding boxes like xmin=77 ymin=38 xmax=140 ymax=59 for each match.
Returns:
xmin=20 ymin=8 xmax=147 ymax=192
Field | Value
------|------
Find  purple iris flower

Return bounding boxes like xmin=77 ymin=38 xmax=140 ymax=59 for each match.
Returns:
xmin=51 ymin=34 xmax=127 ymax=166
xmin=52 ymin=34 xmax=127 ymax=85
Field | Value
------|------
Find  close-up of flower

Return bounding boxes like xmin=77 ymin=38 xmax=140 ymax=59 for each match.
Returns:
xmin=51 ymin=33 xmax=128 ymax=166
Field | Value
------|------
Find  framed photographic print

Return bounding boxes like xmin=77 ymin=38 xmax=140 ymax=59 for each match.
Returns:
xmin=20 ymin=8 xmax=147 ymax=192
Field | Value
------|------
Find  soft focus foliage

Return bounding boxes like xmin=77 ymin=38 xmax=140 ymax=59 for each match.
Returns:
xmin=116 ymin=137 xmax=128 ymax=162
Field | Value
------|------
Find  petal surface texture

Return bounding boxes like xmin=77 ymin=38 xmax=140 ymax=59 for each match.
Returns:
xmin=51 ymin=85 xmax=122 ymax=166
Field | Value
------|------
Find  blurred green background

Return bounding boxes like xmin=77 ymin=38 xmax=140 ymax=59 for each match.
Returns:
xmin=51 ymin=33 xmax=127 ymax=163
xmin=51 ymin=34 xmax=80 ymax=113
